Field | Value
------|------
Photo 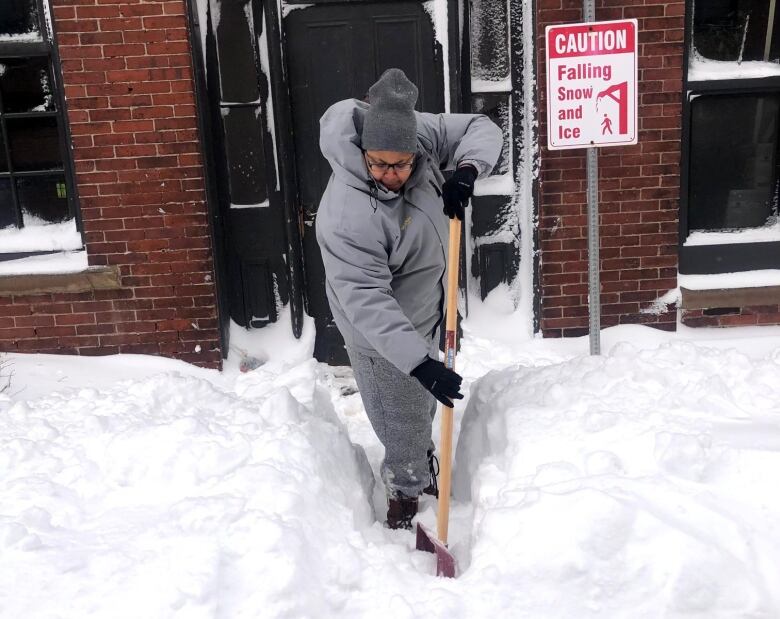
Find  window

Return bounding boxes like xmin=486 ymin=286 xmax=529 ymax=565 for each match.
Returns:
xmin=689 ymin=93 xmax=778 ymax=231
xmin=0 ymin=0 xmax=79 ymax=256
xmin=694 ymin=0 xmax=780 ymax=62
xmin=682 ymin=0 xmax=780 ymax=273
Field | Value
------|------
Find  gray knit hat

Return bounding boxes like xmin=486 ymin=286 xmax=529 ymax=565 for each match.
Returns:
xmin=361 ymin=68 xmax=419 ymax=153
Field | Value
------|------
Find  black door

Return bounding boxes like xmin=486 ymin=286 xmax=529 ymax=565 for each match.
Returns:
xmin=285 ymin=2 xmax=443 ymax=364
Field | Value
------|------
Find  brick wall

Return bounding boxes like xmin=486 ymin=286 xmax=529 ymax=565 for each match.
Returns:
xmin=537 ymin=0 xmax=684 ymax=337
xmin=0 ymin=0 xmax=222 ymax=368
xmin=682 ymin=305 xmax=780 ymax=328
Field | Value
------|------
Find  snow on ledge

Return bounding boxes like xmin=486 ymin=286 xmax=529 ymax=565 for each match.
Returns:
xmin=471 ymin=78 xmax=512 ymax=93
xmin=0 ymin=250 xmax=88 ymax=276
xmin=684 ymin=221 xmax=780 ymax=246
xmin=282 ymin=3 xmax=313 ymax=16
xmin=678 ymin=269 xmax=780 ymax=291
xmin=689 ymin=54 xmax=780 ymax=82
xmin=0 ymin=32 xmax=43 ymax=42
xmin=0 ymin=219 xmax=83 ymax=253
xmin=474 ymin=173 xmax=515 ymax=196
xmin=230 ymin=200 xmax=270 ymax=210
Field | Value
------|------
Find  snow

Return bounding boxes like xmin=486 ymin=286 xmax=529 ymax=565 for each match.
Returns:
xmin=257 ymin=10 xmax=281 ymax=192
xmin=3 ymin=284 xmax=780 ymax=616
xmin=641 ymin=286 xmax=680 ymax=316
xmin=5 ymin=2 xmax=780 ymax=605
xmin=281 ymin=3 xmax=313 ymax=17
xmin=225 ymin=308 xmax=315 ymax=372
xmin=0 ymin=219 xmax=83 ymax=254
xmin=0 ymin=32 xmax=42 ymax=42
xmin=41 ymin=0 xmax=53 ymax=41
xmin=473 ymin=172 xmax=514 ymax=196
xmin=685 ymin=220 xmax=780 ymax=246
xmin=194 ymin=0 xmax=209 ymax=70
xmin=209 ymin=0 xmax=222 ymax=34
xmin=230 ymin=200 xmax=269 ymax=209
xmin=0 ymin=250 xmax=87 ymax=276
xmin=689 ymin=53 xmax=780 ymax=81
xmin=423 ymin=0 xmax=451 ymax=111
xmin=468 ymin=0 xmax=510 ymax=83
xmin=679 ymin=269 xmax=780 ymax=290
xmin=471 ymin=78 xmax=512 ymax=93
xmin=454 ymin=334 xmax=780 ymax=617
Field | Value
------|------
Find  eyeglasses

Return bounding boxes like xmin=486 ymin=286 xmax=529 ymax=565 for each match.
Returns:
xmin=364 ymin=155 xmax=415 ymax=173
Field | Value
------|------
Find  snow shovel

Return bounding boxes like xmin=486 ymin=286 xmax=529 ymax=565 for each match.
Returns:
xmin=415 ymin=216 xmax=461 ymax=578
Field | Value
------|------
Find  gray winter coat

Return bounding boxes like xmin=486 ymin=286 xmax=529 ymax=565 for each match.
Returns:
xmin=316 ymin=99 xmax=502 ymax=375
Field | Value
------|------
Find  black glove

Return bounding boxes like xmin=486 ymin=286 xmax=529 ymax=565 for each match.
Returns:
xmin=411 ymin=357 xmax=464 ymax=407
xmin=442 ymin=165 xmax=478 ymax=220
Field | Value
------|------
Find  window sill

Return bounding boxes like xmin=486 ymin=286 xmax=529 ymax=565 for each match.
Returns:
xmin=680 ymin=285 xmax=780 ymax=310
xmin=0 ymin=265 xmax=121 ymax=297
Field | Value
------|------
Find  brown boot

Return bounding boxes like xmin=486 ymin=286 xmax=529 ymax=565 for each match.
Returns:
xmin=386 ymin=495 xmax=419 ymax=530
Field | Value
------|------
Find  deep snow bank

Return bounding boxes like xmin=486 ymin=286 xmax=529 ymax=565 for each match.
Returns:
xmin=4 ymin=330 xmax=780 ymax=618
xmin=454 ymin=341 xmax=780 ymax=617
xmin=0 ymin=360 xmax=373 ymax=618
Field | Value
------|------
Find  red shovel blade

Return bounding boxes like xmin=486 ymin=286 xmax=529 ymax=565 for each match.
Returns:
xmin=416 ymin=523 xmax=457 ymax=578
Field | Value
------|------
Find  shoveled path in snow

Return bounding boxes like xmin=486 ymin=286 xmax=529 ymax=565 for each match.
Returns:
xmin=2 ymin=320 xmax=780 ymax=617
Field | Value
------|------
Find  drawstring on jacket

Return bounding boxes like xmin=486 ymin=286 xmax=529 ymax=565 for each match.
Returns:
xmin=367 ymin=177 xmax=379 ymax=213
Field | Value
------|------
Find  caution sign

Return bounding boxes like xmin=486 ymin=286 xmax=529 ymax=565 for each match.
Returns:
xmin=546 ymin=19 xmax=638 ymax=150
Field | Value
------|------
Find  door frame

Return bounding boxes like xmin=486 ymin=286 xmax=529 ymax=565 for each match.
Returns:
xmin=263 ymin=0 xmax=307 ymax=339
xmin=185 ymin=0 xmax=231 ymax=356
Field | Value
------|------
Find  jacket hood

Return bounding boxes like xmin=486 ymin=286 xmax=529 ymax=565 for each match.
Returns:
xmin=319 ymin=99 xmax=427 ymax=201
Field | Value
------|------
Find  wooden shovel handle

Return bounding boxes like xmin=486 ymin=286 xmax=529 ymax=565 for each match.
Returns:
xmin=436 ymin=217 xmax=461 ymax=545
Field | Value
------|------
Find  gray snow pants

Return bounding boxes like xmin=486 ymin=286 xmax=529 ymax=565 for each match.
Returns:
xmin=346 ymin=346 xmax=437 ymax=499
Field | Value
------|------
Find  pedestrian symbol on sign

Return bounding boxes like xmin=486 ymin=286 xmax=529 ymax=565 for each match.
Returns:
xmin=596 ymin=82 xmax=628 ymax=135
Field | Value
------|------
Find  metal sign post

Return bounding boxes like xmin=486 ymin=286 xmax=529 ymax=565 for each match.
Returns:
xmin=586 ymin=148 xmax=600 ymax=355
xmin=545 ymin=7 xmax=638 ymax=356
xmin=584 ymin=0 xmax=601 ymax=356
